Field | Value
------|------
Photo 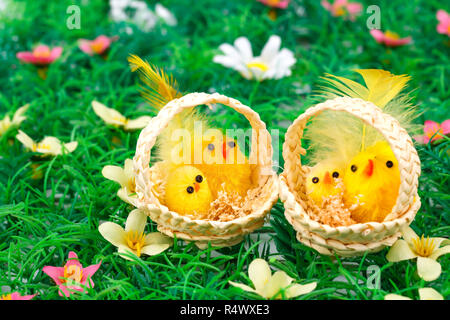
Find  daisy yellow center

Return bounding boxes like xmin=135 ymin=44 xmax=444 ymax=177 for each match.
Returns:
xmin=246 ymin=61 xmax=269 ymax=72
xmin=32 ymin=143 xmax=51 ymax=152
xmin=384 ymin=30 xmax=400 ymax=40
xmin=125 ymin=230 xmax=145 ymax=257
xmin=267 ymin=0 xmax=281 ymax=5
xmin=112 ymin=116 xmax=128 ymax=125
xmin=0 ymin=294 xmax=12 ymax=300
xmin=411 ymin=235 xmax=436 ymax=257
xmin=90 ymin=41 xmax=105 ymax=54
xmin=62 ymin=264 xmax=83 ymax=283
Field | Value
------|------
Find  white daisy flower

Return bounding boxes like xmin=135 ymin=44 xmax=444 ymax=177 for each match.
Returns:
xmin=92 ymin=100 xmax=151 ymax=131
xmin=16 ymin=130 xmax=78 ymax=156
xmin=385 ymin=288 xmax=444 ymax=300
xmin=213 ymin=35 xmax=296 ymax=81
xmin=109 ymin=0 xmax=129 ymax=21
xmin=0 ymin=0 xmax=7 ymax=12
xmin=98 ymin=209 xmax=172 ymax=261
xmin=155 ymin=3 xmax=177 ymax=26
xmin=109 ymin=0 xmax=177 ymax=32
xmin=129 ymin=0 xmax=157 ymax=32
xmin=0 ymin=104 xmax=29 ymax=136
xmin=102 ymin=158 xmax=137 ymax=206
xmin=229 ymin=258 xmax=317 ymax=299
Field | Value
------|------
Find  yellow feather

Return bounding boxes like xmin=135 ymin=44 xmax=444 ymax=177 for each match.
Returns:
xmin=313 ymin=69 xmax=419 ymax=155
xmin=319 ymin=69 xmax=410 ymax=109
xmin=128 ymin=54 xmax=182 ymax=111
xmin=355 ymin=69 xmax=410 ymax=108
xmin=129 ymin=55 xmax=254 ymax=199
xmin=127 ymin=54 xmax=207 ymax=163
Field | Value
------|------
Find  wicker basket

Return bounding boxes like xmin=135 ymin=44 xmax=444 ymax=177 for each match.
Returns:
xmin=280 ymin=96 xmax=421 ymax=257
xmin=133 ymin=92 xmax=279 ymax=248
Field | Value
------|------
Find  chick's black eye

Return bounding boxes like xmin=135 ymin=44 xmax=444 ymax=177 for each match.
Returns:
xmin=386 ymin=160 xmax=393 ymax=168
xmin=332 ymin=171 xmax=339 ymax=178
xmin=207 ymin=143 xmax=215 ymax=151
xmin=227 ymin=141 xmax=236 ymax=148
xmin=312 ymin=177 xmax=319 ymax=184
xmin=195 ymin=175 xmax=203 ymax=183
xmin=186 ymin=186 xmax=194 ymax=194
xmin=351 ymin=165 xmax=357 ymax=172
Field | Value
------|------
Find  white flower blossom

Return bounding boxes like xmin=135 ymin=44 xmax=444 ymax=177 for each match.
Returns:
xmin=109 ymin=0 xmax=177 ymax=31
xmin=213 ymin=35 xmax=296 ymax=81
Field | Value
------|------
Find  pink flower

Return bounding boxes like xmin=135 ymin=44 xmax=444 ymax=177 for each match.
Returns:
xmin=42 ymin=251 xmax=101 ymax=297
xmin=436 ymin=10 xmax=450 ymax=36
xmin=257 ymin=0 xmax=290 ymax=9
xmin=414 ymin=120 xmax=450 ymax=144
xmin=321 ymin=0 xmax=362 ymax=21
xmin=0 ymin=292 xmax=36 ymax=300
xmin=16 ymin=45 xmax=63 ymax=66
xmin=78 ymin=35 xmax=117 ymax=56
xmin=370 ymin=29 xmax=412 ymax=47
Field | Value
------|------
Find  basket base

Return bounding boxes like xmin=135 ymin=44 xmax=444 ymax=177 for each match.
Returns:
xmin=284 ymin=206 xmax=401 ymax=257
xmin=157 ymin=224 xmax=246 ymax=249
xmin=294 ymin=230 xmax=396 ymax=257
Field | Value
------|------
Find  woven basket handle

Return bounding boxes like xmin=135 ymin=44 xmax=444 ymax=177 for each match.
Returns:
xmin=134 ymin=92 xmax=273 ymax=206
xmin=282 ymin=96 xmax=421 ymax=221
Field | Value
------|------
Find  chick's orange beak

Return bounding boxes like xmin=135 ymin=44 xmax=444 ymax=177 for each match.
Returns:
xmin=323 ymin=171 xmax=332 ymax=184
xmin=194 ymin=183 xmax=200 ymax=192
xmin=364 ymin=159 xmax=374 ymax=177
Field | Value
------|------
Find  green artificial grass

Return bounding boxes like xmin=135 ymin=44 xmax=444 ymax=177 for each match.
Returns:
xmin=0 ymin=0 xmax=449 ymax=300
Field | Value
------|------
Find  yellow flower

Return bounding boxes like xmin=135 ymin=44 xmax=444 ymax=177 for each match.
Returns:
xmin=16 ymin=130 xmax=78 ymax=156
xmin=102 ymin=159 xmax=137 ymax=206
xmin=229 ymin=258 xmax=317 ymax=299
xmin=386 ymin=226 xmax=450 ymax=281
xmin=98 ymin=209 xmax=172 ymax=261
xmin=0 ymin=104 xmax=29 ymax=136
xmin=92 ymin=101 xmax=151 ymax=130
xmin=385 ymin=288 xmax=444 ymax=300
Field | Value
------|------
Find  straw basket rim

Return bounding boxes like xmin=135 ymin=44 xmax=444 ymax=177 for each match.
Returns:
xmin=133 ymin=92 xmax=278 ymax=244
xmin=279 ymin=96 xmax=421 ymax=255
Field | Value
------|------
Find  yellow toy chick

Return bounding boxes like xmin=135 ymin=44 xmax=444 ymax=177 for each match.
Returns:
xmin=303 ymin=111 xmax=360 ymax=207
xmin=164 ymin=165 xmax=213 ymax=218
xmin=343 ymin=141 xmax=400 ymax=223
xmin=305 ymin=159 xmax=345 ymax=207
xmin=314 ymin=69 xmax=418 ymax=223
xmin=128 ymin=55 xmax=254 ymax=199
xmin=194 ymin=130 xmax=254 ymax=197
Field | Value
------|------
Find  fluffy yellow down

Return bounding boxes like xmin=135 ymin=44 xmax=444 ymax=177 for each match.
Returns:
xmin=343 ymin=141 xmax=400 ymax=223
xmin=164 ymin=165 xmax=213 ymax=219
xmin=305 ymin=159 xmax=346 ymax=207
